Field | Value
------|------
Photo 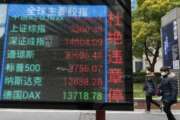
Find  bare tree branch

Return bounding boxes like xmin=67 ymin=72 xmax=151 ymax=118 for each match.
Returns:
xmin=146 ymin=47 xmax=155 ymax=56
xmin=152 ymin=41 xmax=161 ymax=67
xmin=144 ymin=40 xmax=152 ymax=66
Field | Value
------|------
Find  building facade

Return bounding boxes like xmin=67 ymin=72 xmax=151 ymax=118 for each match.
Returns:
xmin=161 ymin=8 xmax=180 ymax=96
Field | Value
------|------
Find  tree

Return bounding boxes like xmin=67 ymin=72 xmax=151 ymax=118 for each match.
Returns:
xmin=132 ymin=0 xmax=179 ymax=72
xmin=171 ymin=0 xmax=180 ymax=6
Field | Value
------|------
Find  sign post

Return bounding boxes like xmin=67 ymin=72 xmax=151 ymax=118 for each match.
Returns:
xmin=96 ymin=110 xmax=105 ymax=120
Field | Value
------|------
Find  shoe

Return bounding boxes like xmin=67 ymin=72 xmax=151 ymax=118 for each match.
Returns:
xmin=160 ymin=106 xmax=163 ymax=112
xmin=160 ymin=105 xmax=164 ymax=112
xmin=145 ymin=110 xmax=150 ymax=113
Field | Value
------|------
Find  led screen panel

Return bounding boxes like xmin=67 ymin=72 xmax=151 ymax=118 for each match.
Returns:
xmin=0 ymin=0 xmax=133 ymax=110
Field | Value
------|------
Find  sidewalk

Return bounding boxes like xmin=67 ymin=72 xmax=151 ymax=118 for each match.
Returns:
xmin=0 ymin=109 xmax=179 ymax=120
xmin=135 ymin=99 xmax=180 ymax=109
xmin=107 ymin=109 xmax=180 ymax=120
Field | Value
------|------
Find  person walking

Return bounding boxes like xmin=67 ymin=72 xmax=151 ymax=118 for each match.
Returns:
xmin=159 ymin=66 xmax=178 ymax=120
xmin=143 ymin=67 xmax=160 ymax=112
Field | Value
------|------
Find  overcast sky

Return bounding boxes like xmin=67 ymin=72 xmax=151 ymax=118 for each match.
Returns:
xmin=0 ymin=5 xmax=7 ymax=38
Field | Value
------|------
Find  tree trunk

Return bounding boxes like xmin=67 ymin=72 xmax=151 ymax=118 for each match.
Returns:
xmin=144 ymin=40 xmax=161 ymax=72
xmin=144 ymin=41 xmax=153 ymax=71
xmin=151 ymin=41 xmax=161 ymax=71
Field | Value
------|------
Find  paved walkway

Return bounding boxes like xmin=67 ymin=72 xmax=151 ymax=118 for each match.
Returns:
xmin=107 ymin=110 xmax=180 ymax=120
xmin=0 ymin=109 xmax=180 ymax=120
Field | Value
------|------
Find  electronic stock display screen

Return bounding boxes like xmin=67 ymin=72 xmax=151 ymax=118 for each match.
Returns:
xmin=0 ymin=0 xmax=133 ymax=110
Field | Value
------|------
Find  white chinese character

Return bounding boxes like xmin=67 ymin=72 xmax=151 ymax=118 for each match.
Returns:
xmin=26 ymin=6 xmax=36 ymax=16
xmin=68 ymin=7 xmax=78 ymax=16
xmin=36 ymin=7 xmax=46 ymax=16
xmin=80 ymin=8 xmax=88 ymax=17
xmin=47 ymin=7 xmax=56 ymax=16
xmin=58 ymin=7 xmax=66 ymax=16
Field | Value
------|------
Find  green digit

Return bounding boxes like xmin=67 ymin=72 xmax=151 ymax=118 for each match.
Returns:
xmin=67 ymin=91 xmax=73 ymax=100
xmin=83 ymin=92 xmax=89 ymax=100
xmin=97 ymin=92 xmax=103 ymax=101
xmin=63 ymin=91 xmax=67 ymax=100
xmin=79 ymin=92 xmax=82 ymax=100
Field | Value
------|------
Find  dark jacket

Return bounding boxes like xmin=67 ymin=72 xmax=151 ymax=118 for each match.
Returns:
xmin=144 ymin=75 xmax=156 ymax=96
xmin=159 ymin=73 xmax=178 ymax=103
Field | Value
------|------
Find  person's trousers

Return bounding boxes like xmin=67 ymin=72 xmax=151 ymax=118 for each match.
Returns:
xmin=163 ymin=102 xmax=176 ymax=120
xmin=146 ymin=95 xmax=160 ymax=111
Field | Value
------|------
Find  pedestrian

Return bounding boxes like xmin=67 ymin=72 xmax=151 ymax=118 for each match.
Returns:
xmin=143 ymin=67 xmax=160 ymax=112
xmin=159 ymin=66 xmax=178 ymax=120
